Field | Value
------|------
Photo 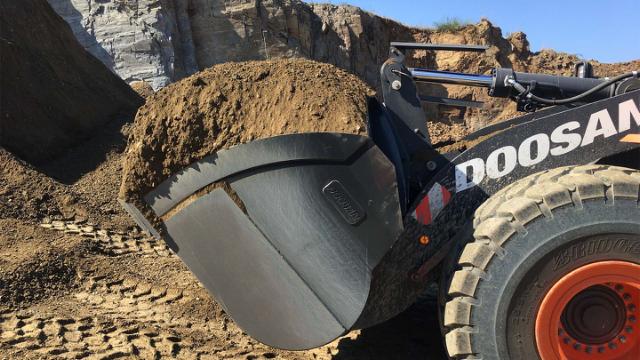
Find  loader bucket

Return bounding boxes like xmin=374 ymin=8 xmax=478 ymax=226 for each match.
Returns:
xmin=120 ymin=132 xmax=404 ymax=350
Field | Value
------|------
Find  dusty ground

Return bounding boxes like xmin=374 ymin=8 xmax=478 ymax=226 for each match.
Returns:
xmin=0 ymin=99 xmax=447 ymax=360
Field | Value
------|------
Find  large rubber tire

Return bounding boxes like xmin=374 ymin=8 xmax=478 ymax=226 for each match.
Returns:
xmin=441 ymin=165 xmax=640 ymax=359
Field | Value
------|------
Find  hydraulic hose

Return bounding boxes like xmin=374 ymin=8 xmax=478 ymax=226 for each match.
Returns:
xmin=509 ymin=71 xmax=639 ymax=105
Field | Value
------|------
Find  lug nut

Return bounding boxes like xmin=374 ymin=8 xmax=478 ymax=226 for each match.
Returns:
xmin=619 ymin=335 xmax=627 ymax=343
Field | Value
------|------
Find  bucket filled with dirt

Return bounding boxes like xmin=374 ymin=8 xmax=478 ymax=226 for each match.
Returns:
xmin=118 ymin=58 xmax=418 ymax=349
xmin=119 ymin=58 xmax=375 ymax=203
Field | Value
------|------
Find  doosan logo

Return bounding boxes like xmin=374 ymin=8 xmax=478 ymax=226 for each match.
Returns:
xmin=455 ymin=99 xmax=640 ymax=192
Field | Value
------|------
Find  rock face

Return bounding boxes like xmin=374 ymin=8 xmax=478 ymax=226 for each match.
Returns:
xmin=46 ymin=0 xmax=638 ymax=130
xmin=0 ymin=0 xmax=143 ymax=164
xmin=47 ymin=0 xmax=180 ymax=89
xmin=45 ymin=0 xmax=409 ymax=89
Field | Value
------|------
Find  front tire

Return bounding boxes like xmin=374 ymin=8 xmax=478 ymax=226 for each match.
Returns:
xmin=441 ymin=165 xmax=640 ymax=360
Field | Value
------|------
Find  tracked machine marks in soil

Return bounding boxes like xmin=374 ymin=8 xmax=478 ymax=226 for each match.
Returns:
xmin=121 ymin=43 xmax=640 ymax=359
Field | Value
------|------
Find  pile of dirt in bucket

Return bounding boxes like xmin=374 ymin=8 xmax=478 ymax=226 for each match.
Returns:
xmin=119 ymin=58 xmax=375 ymax=202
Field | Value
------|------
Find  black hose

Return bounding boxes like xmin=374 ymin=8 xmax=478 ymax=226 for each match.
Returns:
xmin=516 ymin=71 xmax=638 ymax=105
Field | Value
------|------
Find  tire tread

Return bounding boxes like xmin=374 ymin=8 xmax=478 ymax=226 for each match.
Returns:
xmin=443 ymin=165 xmax=640 ymax=358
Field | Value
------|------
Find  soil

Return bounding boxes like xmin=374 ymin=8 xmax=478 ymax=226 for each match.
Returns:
xmin=119 ymin=58 xmax=374 ymax=203
xmin=129 ymin=81 xmax=155 ymax=100
xmin=0 ymin=0 xmax=142 ymax=164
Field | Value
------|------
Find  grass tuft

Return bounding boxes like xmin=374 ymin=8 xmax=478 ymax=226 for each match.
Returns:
xmin=433 ymin=17 xmax=471 ymax=32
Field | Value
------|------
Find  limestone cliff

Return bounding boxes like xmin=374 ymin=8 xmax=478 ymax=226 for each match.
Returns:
xmin=47 ymin=0 xmax=179 ymax=89
xmin=46 ymin=0 xmax=638 ymax=130
xmin=45 ymin=0 xmax=410 ymax=89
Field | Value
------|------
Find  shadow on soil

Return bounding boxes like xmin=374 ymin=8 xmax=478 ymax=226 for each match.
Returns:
xmin=334 ymin=295 xmax=448 ymax=360
xmin=37 ymin=116 xmax=130 ymax=184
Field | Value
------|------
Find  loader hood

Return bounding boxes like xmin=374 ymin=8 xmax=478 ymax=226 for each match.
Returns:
xmin=120 ymin=132 xmax=404 ymax=350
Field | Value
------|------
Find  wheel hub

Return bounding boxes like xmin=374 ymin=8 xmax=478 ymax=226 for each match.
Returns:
xmin=561 ymin=285 xmax=627 ymax=345
xmin=535 ymin=261 xmax=640 ymax=360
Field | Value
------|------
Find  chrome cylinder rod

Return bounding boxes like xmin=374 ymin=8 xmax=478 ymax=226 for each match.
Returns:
xmin=410 ymin=68 xmax=494 ymax=88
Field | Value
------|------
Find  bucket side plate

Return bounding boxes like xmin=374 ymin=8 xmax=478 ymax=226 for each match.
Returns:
xmin=163 ymin=189 xmax=345 ymax=349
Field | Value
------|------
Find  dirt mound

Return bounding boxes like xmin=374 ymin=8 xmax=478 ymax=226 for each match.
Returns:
xmin=0 ymin=0 xmax=142 ymax=164
xmin=0 ymin=115 xmax=138 ymax=231
xmin=0 ymin=148 xmax=74 ymax=222
xmin=120 ymin=58 xmax=374 ymax=201
xmin=0 ymin=219 xmax=86 ymax=307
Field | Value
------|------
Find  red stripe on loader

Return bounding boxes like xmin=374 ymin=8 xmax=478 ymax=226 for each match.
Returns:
xmin=416 ymin=196 xmax=432 ymax=224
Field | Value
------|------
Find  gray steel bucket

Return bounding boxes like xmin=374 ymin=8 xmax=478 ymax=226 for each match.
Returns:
xmin=120 ymin=133 xmax=405 ymax=350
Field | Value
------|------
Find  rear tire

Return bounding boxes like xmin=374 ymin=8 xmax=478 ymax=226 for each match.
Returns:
xmin=441 ymin=165 xmax=640 ymax=360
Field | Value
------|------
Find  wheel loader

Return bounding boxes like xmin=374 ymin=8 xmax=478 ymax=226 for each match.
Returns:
xmin=120 ymin=43 xmax=640 ymax=360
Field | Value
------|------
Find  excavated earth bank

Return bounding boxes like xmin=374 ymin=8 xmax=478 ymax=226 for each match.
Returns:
xmin=0 ymin=0 xmax=142 ymax=164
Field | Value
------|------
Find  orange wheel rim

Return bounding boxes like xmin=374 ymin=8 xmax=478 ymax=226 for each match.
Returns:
xmin=535 ymin=261 xmax=640 ymax=360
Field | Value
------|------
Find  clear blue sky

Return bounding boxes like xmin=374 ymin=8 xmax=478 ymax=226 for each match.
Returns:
xmin=324 ymin=0 xmax=639 ymax=63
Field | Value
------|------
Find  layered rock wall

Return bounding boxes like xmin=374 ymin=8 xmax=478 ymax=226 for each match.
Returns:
xmin=47 ymin=0 xmax=180 ymax=88
xmin=46 ymin=0 xmax=638 ymax=129
xmin=45 ymin=0 xmax=414 ymax=89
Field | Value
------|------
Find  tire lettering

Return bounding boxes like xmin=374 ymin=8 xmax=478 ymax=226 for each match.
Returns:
xmin=553 ymin=238 xmax=638 ymax=271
